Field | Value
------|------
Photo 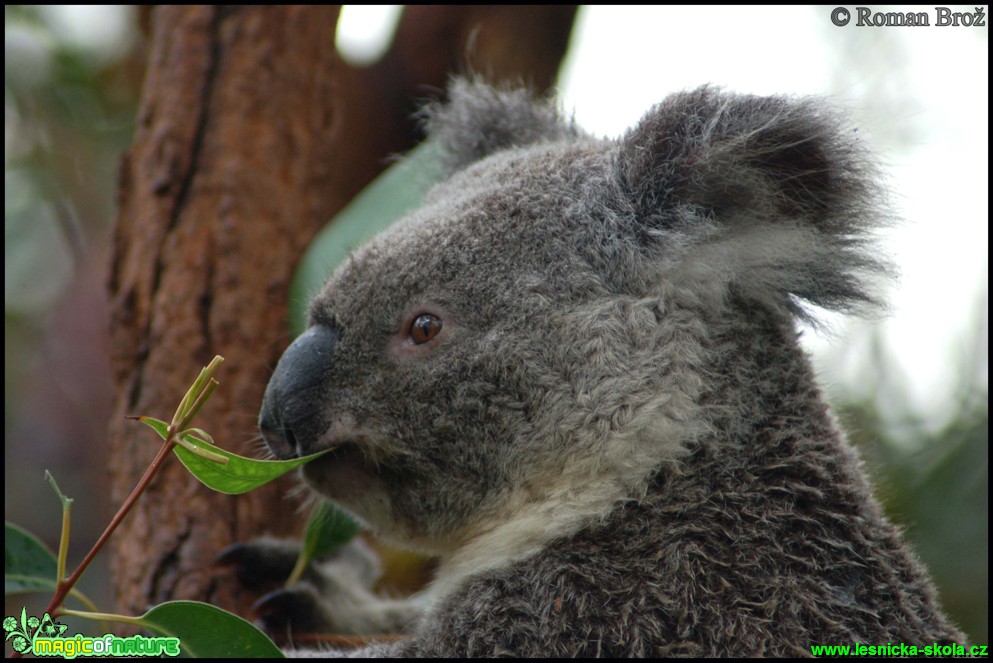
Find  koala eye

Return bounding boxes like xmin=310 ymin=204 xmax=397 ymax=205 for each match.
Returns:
xmin=409 ymin=313 xmax=443 ymax=345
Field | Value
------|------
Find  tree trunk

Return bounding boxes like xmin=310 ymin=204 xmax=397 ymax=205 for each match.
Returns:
xmin=108 ymin=5 xmax=577 ymax=618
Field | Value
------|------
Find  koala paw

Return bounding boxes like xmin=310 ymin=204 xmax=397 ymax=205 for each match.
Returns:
xmin=252 ymin=584 xmax=338 ymax=637
xmin=216 ymin=537 xmax=305 ymax=593
xmin=217 ymin=536 xmax=422 ymax=642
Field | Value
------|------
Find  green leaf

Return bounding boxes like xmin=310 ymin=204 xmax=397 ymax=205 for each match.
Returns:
xmin=304 ymin=500 xmax=359 ymax=560
xmin=138 ymin=415 xmax=171 ymax=439
xmin=131 ymin=601 xmax=283 ymax=658
xmin=43 ymin=472 xmax=73 ymax=511
xmin=290 ymin=139 xmax=444 ymax=335
xmin=287 ymin=501 xmax=359 ymax=585
xmin=184 ymin=428 xmax=215 ymax=447
xmin=4 ymin=522 xmax=58 ymax=595
xmin=172 ymin=356 xmax=223 ymax=428
xmin=138 ymin=417 xmax=330 ymax=495
xmin=137 ymin=416 xmax=227 ymax=463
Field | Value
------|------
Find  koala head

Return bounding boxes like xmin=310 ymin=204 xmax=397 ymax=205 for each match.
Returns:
xmin=259 ymin=78 xmax=886 ymax=556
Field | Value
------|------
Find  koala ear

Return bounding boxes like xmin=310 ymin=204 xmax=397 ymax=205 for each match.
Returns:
xmin=423 ymin=77 xmax=578 ymax=175
xmin=615 ymin=86 xmax=891 ymax=319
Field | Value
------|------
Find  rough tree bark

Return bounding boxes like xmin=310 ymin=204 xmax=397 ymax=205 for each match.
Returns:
xmin=108 ymin=6 xmax=577 ymax=619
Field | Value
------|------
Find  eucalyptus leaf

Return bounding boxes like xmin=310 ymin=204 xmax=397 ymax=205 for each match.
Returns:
xmin=287 ymin=501 xmax=360 ymax=585
xmin=132 ymin=601 xmax=282 ymax=658
xmin=137 ymin=415 xmax=171 ymax=439
xmin=44 ymin=471 xmax=73 ymax=510
xmin=303 ymin=500 xmax=359 ymax=561
xmin=138 ymin=417 xmax=330 ymax=495
xmin=4 ymin=522 xmax=57 ymax=595
xmin=173 ymin=356 xmax=223 ymax=428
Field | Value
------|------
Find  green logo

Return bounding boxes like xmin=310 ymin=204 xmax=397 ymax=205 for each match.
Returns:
xmin=4 ymin=608 xmax=180 ymax=658
xmin=4 ymin=608 xmax=66 ymax=654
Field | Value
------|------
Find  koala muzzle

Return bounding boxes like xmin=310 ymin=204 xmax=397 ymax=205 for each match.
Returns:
xmin=259 ymin=324 xmax=338 ymax=459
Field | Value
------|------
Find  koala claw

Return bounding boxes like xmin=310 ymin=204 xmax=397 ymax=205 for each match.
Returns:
xmin=220 ymin=537 xmax=421 ymax=641
xmin=215 ymin=538 xmax=302 ymax=592
xmin=252 ymin=585 xmax=335 ymax=638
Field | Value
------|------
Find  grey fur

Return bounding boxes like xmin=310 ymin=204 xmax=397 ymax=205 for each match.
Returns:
xmin=253 ymin=79 xmax=963 ymax=656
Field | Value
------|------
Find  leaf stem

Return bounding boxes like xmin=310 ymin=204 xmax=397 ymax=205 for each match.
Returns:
xmin=41 ymin=435 xmax=179 ymax=620
xmin=59 ymin=608 xmax=143 ymax=627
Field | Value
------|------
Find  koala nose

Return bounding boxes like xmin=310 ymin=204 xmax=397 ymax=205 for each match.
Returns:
xmin=259 ymin=324 xmax=338 ymax=459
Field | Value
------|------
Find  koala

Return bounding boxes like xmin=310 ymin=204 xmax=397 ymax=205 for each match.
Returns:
xmin=236 ymin=78 xmax=965 ymax=656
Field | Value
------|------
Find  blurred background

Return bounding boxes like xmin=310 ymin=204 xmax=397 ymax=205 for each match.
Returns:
xmin=5 ymin=5 xmax=987 ymax=643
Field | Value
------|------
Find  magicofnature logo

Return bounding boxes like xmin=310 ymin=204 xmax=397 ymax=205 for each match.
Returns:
xmin=4 ymin=607 xmax=180 ymax=658
xmin=5 ymin=608 xmax=67 ymax=654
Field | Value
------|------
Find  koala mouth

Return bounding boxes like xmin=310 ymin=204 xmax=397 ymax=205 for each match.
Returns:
xmin=304 ymin=440 xmax=366 ymax=472
xmin=300 ymin=429 xmax=390 ymax=503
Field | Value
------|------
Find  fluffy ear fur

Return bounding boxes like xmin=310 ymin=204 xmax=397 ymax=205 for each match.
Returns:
xmin=422 ymin=76 xmax=579 ymax=175
xmin=614 ymin=87 xmax=892 ymax=321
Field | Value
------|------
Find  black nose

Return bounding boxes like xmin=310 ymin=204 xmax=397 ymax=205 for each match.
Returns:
xmin=259 ymin=325 xmax=338 ymax=459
